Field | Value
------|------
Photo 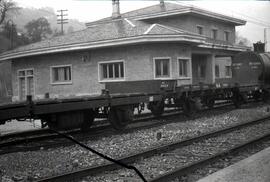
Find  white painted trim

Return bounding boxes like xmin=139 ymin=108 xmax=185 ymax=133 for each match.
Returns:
xmin=177 ymin=57 xmax=191 ymax=79
xmin=124 ymin=18 xmax=136 ymax=27
xmin=144 ymin=24 xmax=156 ymax=35
xmin=0 ymin=35 xmax=206 ymax=61
xmin=50 ymin=64 xmax=73 ymax=85
xmin=98 ymin=60 xmax=126 ymax=82
xmin=153 ymin=57 xmax=172 ymax=80
xmin=155 ymin=24 xmax=184 ymax=34
xmin=17 ymin=68 xmax=35 ymax=100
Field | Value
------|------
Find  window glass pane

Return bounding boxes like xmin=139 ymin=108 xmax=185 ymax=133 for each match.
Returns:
xmin=225 ymin=66 xmax=231 ymax=76
xmin=224 ymin=32 xmax=229 ymax=41
xmin=212 ymin=29 xmax=217 ymax=39
xmin=19 ymin=71 xmax=25 ymax=76
xmin=179 ymin=59 xmax=188 ymax=77
xmin=100 ymin=62 xmax=124 ymax=80
xmin=102 ymin=64 xmax=107 ymax=79
xmin=52 ymin=66 xmax=71 ymax=82
xmin=115 ymin=63 xmax=119 ymax=78
xmin=215 ymin=65 xmax=219 ymax=78
xmin=108 ymin=64 xmax=113 ymax=78
xmin=197 ymin=26 xmax=203 ymax=35
xmin=26 ymin=70 xmax=33 ymax=76
xmin=162 ymin=60 xmax=169 ymax=76
xmin=155 ymin=59 xmax=162 ymax=76
xmin=120 ymin=62 xmax=124 ymax=78
xmin=53 ymin=68 xmax=58 ymax=82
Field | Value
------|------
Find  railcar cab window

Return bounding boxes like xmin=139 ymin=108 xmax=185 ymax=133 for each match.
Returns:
xmin=154 ymin=58 xmax=171 ymax=78
xmin=211 ymin=29 xmax=218 ymax=40
xmin=99 ymin=61 xmax=124 ymax=81
xmin=51 ymin=65 xmax=72 ymax=84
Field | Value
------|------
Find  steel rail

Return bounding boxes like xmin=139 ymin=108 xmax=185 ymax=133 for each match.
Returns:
xmin=35 ymin=114 xmax=270 ymax=182
xmin=150 ymin=133 xmax=270 ymax=182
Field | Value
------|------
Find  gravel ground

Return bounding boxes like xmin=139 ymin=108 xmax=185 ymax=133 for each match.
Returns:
xmin=85 ymin=118 xmax=270 ymax=181
xmin=0 ymin=103 xmax=270 ymax=181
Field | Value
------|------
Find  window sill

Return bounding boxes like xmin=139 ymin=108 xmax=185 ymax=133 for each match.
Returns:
xmin=154 ymin=77 xmax=172 ymax=80
xmin=178 ymin=77 xmax=191 ymax=80
xmin=99 ymin=79 xmax=125 ymax=83
xmin=51 ymin=82 xmax=73 ymax=85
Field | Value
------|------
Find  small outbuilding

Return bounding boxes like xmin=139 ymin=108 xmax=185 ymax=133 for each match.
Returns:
xmin=0 ymin=0 xmax=249 ymax=102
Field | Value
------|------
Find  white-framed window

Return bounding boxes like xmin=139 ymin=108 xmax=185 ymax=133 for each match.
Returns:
xmin=154 ymin=57 xmax=171 ymax=79
xmin=178 ymin=59 xmax=188 ymax=77
xmin=225 ymin=65 xmax=232 ymax=77
xmin=224 ymin=31 xmax=230 ymax=41
xmin=196 ymin=26 xmax=203 ymax=35
xmin=215 ymin=65 xmax=220 ymax=78
xmin=99 ymin=60 xmax=125 ymax=81
xmin=211 ymin=29 xmax=218 ymax=40
xmin=17 ymin=68 xmax=34 ymax=100
xmin=51 ymin=65 xmax=72 ymax=84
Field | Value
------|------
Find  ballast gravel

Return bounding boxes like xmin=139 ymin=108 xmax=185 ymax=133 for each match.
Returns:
xmin=0 ymin=103 xmax=270 ymax=181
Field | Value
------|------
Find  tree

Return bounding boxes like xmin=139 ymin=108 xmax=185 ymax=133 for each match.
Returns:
xmin=0 ymin=0 xmax=18 ymax=25
xmin=235 ymin=32 xmax=251 ymax=46
xmin=25 ymin=17 xmax=52 ymax=43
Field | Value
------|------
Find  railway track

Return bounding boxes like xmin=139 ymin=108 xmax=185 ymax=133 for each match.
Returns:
xmin=0 ymin=101 xmax=262 ymax=155
xmin=35 ymin=114 xmax=270 ymax=182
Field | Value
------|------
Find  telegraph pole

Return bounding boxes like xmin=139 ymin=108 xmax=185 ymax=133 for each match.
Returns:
xmin=264 ymin=28 xmax=267 ymax=52
xmin=57 ymin=10 xmax=68 ymax=35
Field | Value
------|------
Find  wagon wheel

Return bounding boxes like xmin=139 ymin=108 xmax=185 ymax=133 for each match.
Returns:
xmin=206 ymin=98 xmax=215 ymax=109
xmin=182 ymin=99 xmax=196 ymax=117
xmin=253 ymin=90 xmax=261 ymax=102
xmin=149 ymin=101 xmax=164 ymax=117
xmin=109 ymin=106 xmax=133 ymax=130
xmin=81 ymin=109 xmax=95 ymax=131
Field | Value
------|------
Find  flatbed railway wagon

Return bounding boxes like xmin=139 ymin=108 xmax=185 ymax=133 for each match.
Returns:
xmin=0 ymin=51 xmax=270 ymax=131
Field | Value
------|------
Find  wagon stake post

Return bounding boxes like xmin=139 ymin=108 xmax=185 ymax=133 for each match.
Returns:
xmin=49 ymin=129 xmax=148 ymax=182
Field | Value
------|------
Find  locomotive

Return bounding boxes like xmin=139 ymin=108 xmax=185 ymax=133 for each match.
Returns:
xmin=0 ymin=44 xmax=270 ymax=131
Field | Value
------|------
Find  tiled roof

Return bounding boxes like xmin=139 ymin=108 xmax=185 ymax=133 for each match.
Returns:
xmin=87 ymin=3 xmax=185 ymax=26
xmin=0 ymin=2 xmax=247 ymax=61
xmin=0 ymin=19 xmax=205 ymax=61
xmin=86 ymin=2 xmax=245 ymax=27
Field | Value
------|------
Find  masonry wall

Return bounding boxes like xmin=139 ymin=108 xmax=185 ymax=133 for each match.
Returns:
xmin=146 ymin=15 xmax=236 ymax=43
xmin=11 ymin=43 xmax=192 ymax=101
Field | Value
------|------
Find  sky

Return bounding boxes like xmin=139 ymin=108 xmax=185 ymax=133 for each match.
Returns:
xmin=14 ymin=0 xmax=270 ymax=51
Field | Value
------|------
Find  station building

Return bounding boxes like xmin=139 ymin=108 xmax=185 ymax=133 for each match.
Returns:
xmin=0 ymin=0 xmax=249 ymax=101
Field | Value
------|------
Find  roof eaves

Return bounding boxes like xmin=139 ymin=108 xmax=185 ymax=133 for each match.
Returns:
xmin=198 ymin=42 xmax=251 ymax=51
xmin=134 ymin=7 xmax=246 ymax=26
xmin=0 ymin=34 xmax=206 ymax=61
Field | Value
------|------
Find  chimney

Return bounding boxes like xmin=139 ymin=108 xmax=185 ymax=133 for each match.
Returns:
xmin=160 ymin=0 xmax=165 ymax=6
xmin=112 ymin=0 xmax=120 ymax=18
